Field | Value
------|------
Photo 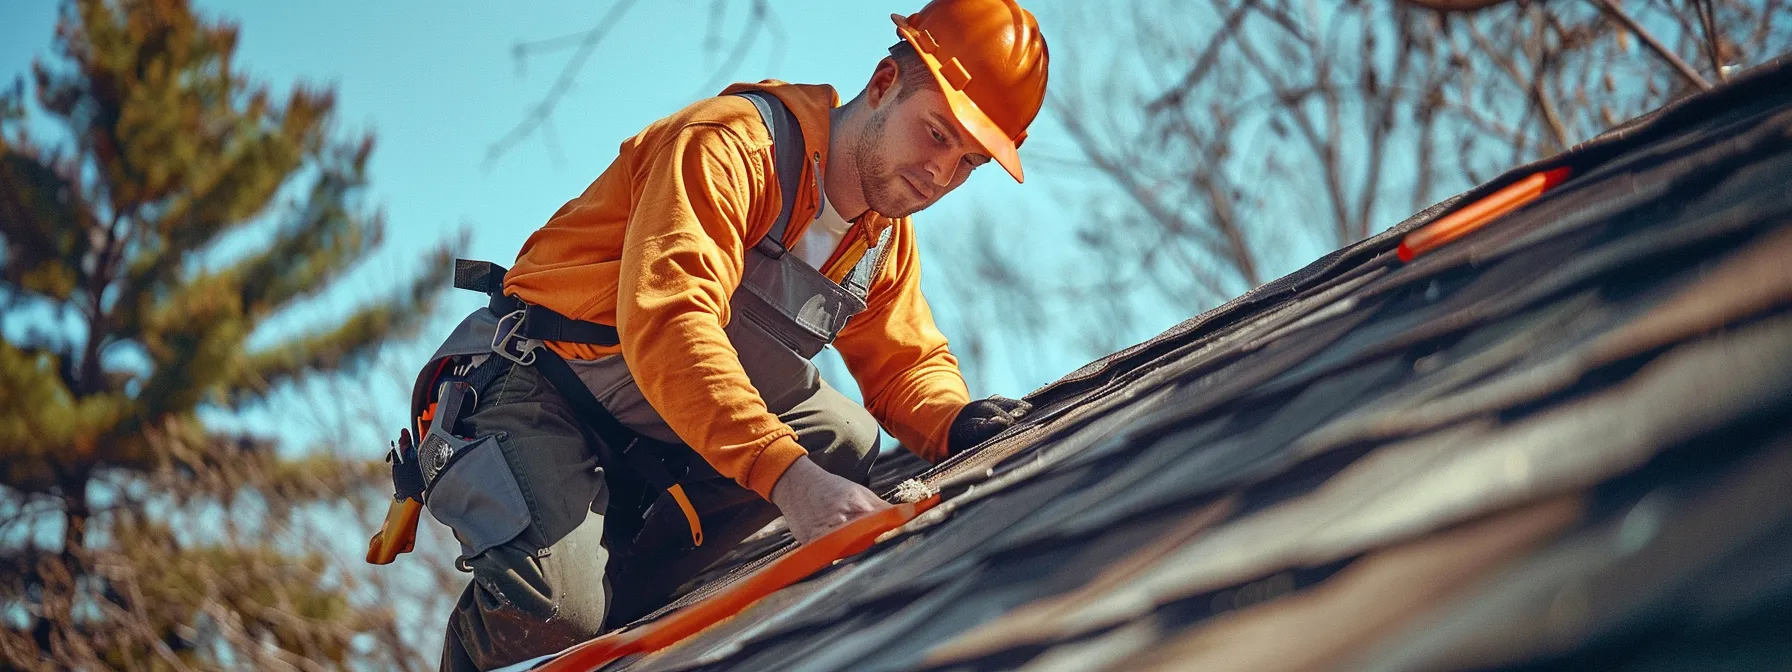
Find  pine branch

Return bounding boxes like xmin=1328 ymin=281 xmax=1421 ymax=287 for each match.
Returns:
xmin=228 ymin=243 xmax=454 ymax=403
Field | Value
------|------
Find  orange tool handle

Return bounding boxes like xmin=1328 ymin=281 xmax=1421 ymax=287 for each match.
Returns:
xmin=366 ymin=496 xmax=423 ymax=565
xmin=538 ymin=496 xmax=941 ymax=671
xmin=1398 ymin=166 xmax=1571 ymax=262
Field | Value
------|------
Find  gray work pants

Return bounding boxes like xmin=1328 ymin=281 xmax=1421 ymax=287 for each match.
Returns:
xmin=438 ymin=334 xmax=879 ymax=671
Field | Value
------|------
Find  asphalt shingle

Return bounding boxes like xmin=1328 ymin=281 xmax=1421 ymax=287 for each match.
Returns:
xmin=568 ymin=55 xmax=1792 ymax=672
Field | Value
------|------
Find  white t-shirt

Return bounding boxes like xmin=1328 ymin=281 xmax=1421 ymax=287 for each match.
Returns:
xmin=790 ymin=186 xmax=853 ymax=271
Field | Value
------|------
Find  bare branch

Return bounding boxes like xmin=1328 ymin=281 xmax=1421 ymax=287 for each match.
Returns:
xmin=1400 ymin=0 xmax=1513 ymax=10
xmin=1145 ymin=0 xmax=1258 ymax=113
xmin=691 ymin=0 xmax=785 ymax=97
xmin=1694 ymin=0 xmax=1727 ymax=81
xmin=1588 ymin=0 xmax=1713 ymax=90
xmin=484 ymin=0 xmax=643 ymax=169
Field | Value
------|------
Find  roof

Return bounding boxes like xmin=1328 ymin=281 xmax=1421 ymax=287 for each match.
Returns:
xmin=580 ymin=55 xmax=1792 ymax=671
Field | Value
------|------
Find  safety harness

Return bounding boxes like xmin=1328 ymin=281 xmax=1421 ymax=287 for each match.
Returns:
xmin=369 ymin=90 xmax=837 ymax=565
xmin=464 ymin=260 xmax=705 ymax=544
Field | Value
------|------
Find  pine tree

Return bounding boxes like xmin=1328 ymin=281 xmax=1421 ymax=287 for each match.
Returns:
xmin=0 ymin=0 xmax=453 ymax=667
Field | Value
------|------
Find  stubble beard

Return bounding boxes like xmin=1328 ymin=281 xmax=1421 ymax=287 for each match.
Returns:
xmin=854 ymin=106 xmax=922 ymax=218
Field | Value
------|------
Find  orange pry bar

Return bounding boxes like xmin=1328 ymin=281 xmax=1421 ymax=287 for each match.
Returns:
xmin=537 ymin=496 xmax=941 ymax=671
xmin=1398 ymin=166 xmax=1572 ymax=262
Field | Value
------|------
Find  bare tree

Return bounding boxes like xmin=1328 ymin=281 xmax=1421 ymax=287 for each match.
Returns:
xmin=934 ymin=0 xmax=1790 ymax=391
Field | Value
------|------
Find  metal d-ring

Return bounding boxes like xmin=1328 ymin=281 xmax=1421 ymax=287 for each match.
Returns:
xmin=491 ymin=309 xmax=540 ymax=366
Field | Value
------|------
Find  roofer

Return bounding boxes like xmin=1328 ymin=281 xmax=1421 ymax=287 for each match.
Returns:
xmin=365 ymin=1 xmax=1048 ymax=668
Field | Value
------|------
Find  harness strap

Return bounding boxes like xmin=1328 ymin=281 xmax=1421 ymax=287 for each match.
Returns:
xmin=735 ymin=91 xmax=805 ymax=257
xmin=455 ymin=259 xmax=621 ymax=347
xmin=489 ymin=294 xmax=620 ymax=347
xmin=532 ymin=346 xmax=705 ymax=547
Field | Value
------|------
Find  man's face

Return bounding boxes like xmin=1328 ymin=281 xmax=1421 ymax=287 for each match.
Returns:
xmin=855 ymin=86 xmax=992 ymax=218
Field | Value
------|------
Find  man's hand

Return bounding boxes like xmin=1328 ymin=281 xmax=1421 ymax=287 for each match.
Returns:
xmin=948 ymin=395 xmax=1033 ymax=457
xmin=769 ymin=456 xmax=892 ymax=544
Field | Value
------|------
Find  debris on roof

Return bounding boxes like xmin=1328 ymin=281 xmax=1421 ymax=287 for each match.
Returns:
xmin=548 ymin=55 xmax=1792 ymax=671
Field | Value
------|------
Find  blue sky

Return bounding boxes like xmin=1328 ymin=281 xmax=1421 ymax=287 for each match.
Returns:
xmin=0 ymin=1 xmax=1085 ymax=340
xmin=5 ymin=0 xmax=1142 ymax=447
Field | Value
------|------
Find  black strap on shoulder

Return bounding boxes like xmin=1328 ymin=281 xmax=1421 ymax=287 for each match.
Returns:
xmin=734 ymin=91 xmax=805 ymax=256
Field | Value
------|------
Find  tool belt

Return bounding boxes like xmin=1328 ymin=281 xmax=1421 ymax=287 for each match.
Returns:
xmin=367 ymin=260 xmax=707 ymax=565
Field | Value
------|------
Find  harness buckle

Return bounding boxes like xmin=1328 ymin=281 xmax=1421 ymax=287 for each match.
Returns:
xmin=755 ymin=236 xmax=787 ymax=258
xmin=491 ymin=309 xmax=540 ymax=366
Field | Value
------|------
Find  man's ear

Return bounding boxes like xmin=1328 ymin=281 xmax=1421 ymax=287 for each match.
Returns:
xmin=865 ymin=57 xmax=901 ymax=110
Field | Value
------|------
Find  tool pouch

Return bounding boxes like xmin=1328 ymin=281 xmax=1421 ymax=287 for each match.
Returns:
xmin=423 ymin=432 xmax=530 ymax=558
xmin=419 ymin=379 xmax=532 ymax=559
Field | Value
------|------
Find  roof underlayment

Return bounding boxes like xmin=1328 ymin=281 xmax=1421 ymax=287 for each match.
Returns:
xmin=556 ymin=55 xmax=1792 ymax=671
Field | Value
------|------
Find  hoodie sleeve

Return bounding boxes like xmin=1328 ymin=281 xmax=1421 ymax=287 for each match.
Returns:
xmin=615 ymin=122 xmax=808 ymax=499
xmin=834 ymin=220 xmax=972 ymax=463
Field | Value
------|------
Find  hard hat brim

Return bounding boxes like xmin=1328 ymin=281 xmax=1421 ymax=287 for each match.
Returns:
xmin=892 ymin=13 xmax=1025 ymax=183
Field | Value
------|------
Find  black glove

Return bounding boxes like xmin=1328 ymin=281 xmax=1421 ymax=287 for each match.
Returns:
xmin=947 ymin=395 xmax=1033 ymax=457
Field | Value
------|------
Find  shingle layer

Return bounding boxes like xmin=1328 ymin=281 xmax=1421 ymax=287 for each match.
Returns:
xmin=592 ymin=55 xmax=1792 ymax=672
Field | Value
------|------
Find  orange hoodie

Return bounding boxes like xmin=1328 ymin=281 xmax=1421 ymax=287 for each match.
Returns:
xmin=504 ymin=82 xmax=971 ymax=499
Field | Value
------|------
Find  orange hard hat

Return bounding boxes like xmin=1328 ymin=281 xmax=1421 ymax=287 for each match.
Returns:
xmin=891 ymin=0 xmax=1049 ymax=183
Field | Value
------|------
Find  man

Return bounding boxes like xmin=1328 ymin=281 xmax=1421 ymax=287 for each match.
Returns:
xmin=419 ymin=1 xmax=1048 ymax=668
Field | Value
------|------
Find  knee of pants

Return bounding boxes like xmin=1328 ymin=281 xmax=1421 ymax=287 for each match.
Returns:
xmin=448 ymin=521 xmax=610 ymax=670
xmin=804 ymin=404 xmax=880 ymax=484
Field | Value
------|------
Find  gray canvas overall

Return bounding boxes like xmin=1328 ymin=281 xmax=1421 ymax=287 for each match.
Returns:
xmin=428 ymin=92 xmax=893 ymax=671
